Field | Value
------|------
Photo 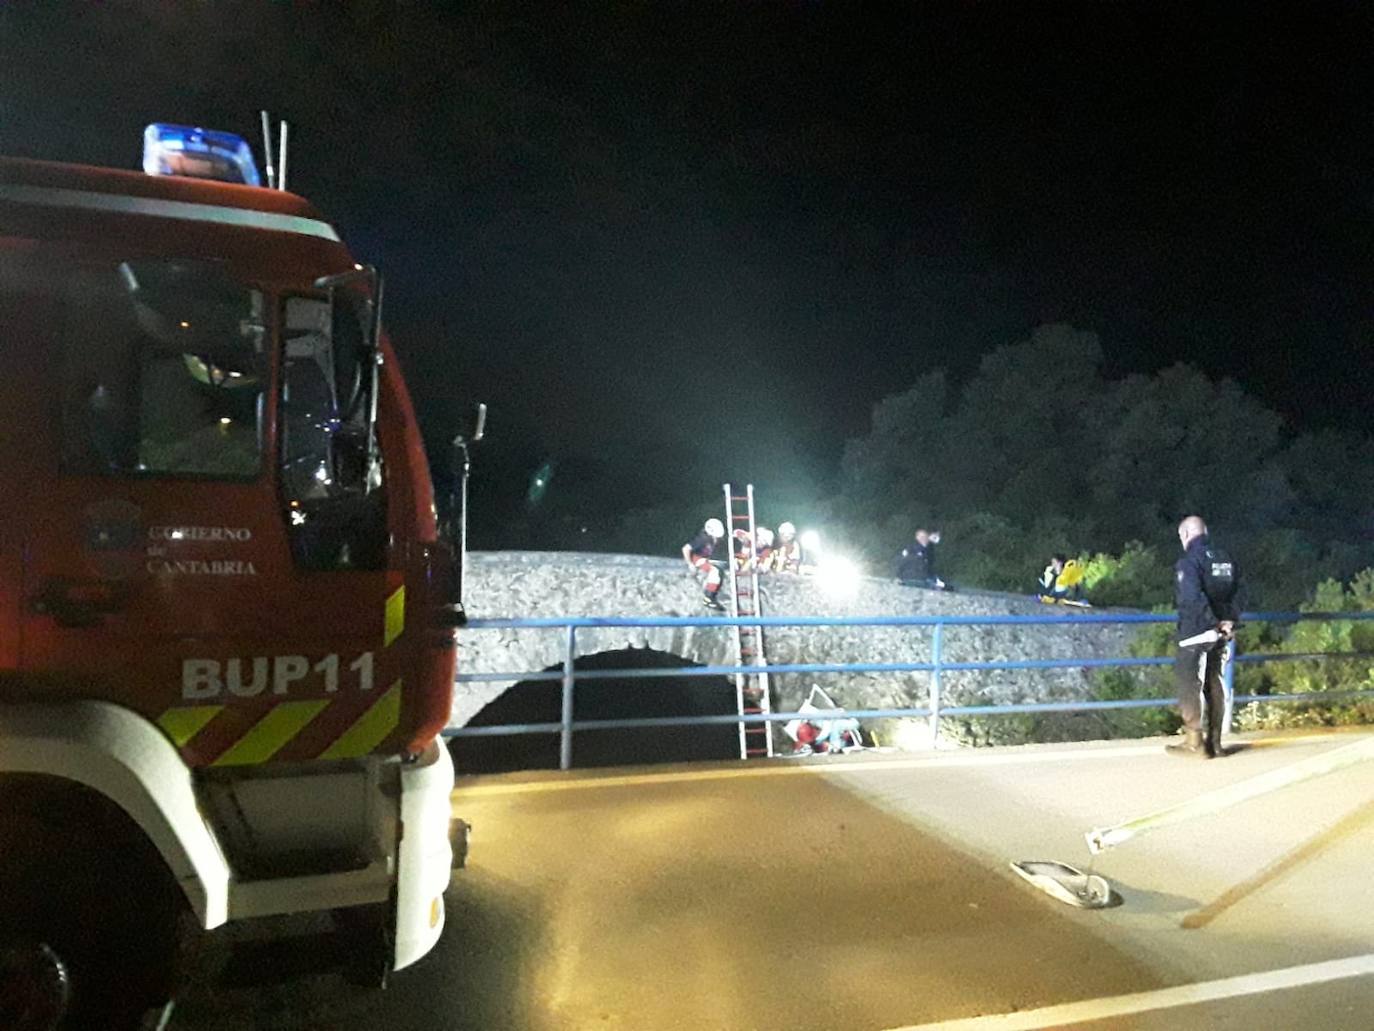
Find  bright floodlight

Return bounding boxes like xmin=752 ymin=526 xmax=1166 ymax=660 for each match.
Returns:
xmin=143 ymin=123 xmax=262 ymax=186
xmin=816 ymin=555 xmax=861 ymax=598
xmin=800 ymin=530 xmax=821 ymax=553
xmin=891 ymin=717 xmax=935 ymax=752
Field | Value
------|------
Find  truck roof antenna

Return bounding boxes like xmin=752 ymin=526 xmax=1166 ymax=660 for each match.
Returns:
xmin=260 ymin=110 xmax=276 ymax=190
xmin=278 ymin=120 xmax=289 ymax=192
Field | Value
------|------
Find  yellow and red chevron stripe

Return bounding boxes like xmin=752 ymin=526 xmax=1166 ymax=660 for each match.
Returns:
xmin=157 ymin=680 xmax=403 ymax=766
xmin=155 ymin=585 xmax=411 ymax=766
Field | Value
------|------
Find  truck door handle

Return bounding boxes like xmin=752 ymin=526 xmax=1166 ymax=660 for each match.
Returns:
xmin=33 ymin=578 xmax=126 ymax=628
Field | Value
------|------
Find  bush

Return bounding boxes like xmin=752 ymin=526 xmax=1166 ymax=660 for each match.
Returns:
xmin=1235 ymin=700 xmax=1374 ymax=732
xmin=931 ymin=511 xmax=1088 ymax=595
xmin=1229 ymin=569 xmax=1374 ymax=733
xmin=1264 ymin=572 xmax=1374 ymax=698
xmin=1090 ymin=666 xmax=1178 ymax=739
xmin=1081 ymin=542 xmax=1174 ymax=609
xmin=1078 ymin=614 xmax=1179 ymax=739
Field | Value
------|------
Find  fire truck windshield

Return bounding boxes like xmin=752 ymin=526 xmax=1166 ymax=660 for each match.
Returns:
xmin=0 ymin=250 xmax=266 ymax=479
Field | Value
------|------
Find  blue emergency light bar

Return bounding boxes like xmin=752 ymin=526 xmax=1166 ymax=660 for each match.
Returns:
xmin=142 ymin=123 xmax=261 ymax=187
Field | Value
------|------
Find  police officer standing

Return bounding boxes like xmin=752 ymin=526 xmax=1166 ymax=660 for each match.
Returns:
xmin=1168 ymin=515 xmax=1244 ymax=758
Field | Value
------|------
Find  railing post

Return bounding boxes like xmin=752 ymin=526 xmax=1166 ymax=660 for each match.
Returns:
xmin=929 ymin=622 xmax=943 ymax=748
xmin=560 ymin=625 xmax=576 ymax=771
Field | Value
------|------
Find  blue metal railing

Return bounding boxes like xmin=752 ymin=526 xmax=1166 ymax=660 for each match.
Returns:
xmin=447 ymin=610 xmax=1374 ymax=769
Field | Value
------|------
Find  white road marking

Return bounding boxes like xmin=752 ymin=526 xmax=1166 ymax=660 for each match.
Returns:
xmin=884 ymin=953 xmax=1374 ymax=1030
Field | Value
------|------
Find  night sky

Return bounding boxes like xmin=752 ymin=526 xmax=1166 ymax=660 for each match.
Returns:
xmin=4 ymin=3 xmax=1372 ymax=544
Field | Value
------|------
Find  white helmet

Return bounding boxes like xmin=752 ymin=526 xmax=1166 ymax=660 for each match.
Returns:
xmin=778 ymin=522 xmax=796 ymax=539
xmin=755 ymin=527 xmax=774 ymax=547
xmin=704 ymin=518 xmax=725 ymax=537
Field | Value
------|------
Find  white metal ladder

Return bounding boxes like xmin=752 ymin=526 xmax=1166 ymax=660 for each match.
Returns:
xmin=722 ymin=483 xmax=774 ymax=759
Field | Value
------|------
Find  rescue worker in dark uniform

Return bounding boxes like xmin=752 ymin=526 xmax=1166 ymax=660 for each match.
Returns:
xmin=1169 ymin=515 xmax=1244 ymax=758
xmin=895 ymin=529 xmax=944 ymax=588
xmin=1038 ymin=554 xmax=1069 ymax=600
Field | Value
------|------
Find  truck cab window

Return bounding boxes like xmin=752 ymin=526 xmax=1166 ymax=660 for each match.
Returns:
xmin=280 ymin=293 xmax=386 ymax=570
xmin=53 ymin=258 xmax=266 ymax=479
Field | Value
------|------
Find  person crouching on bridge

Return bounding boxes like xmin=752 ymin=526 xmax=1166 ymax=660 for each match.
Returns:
xmin=683 ymin=518 xmax=727 ymax=610
xmin=772 ymin=521 xmax=803 ymax=573
xmin=752 ymin=526 xmax=775 ymax=572
xmin=1168 ymin=515 xmax=1244 ymax=759
xmin=896 ymin=528 xmax=945 ymax=589
xmin=731 ymin=528 xmax=755 ymax=573
xmin=1038 ymin=554 xmax=1088 ymax=604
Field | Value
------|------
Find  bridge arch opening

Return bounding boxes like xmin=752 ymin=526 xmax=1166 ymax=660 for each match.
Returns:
xmin=452 ymin=648 xmax=738 ymax=774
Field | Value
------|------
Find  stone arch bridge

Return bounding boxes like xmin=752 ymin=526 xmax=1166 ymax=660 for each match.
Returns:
xmin=452 ymin=552 xmax=1140 ymax=736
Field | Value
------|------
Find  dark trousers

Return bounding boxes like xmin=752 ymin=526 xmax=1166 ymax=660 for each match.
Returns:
xmin=1175 ymin=642 xmax=1226 ymax=744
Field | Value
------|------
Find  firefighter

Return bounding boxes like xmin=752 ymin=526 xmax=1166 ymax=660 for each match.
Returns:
xmin=682 ymin=518 xmax=727 ymax=610
xmin=731 ymin=528 xmax=754 ymax=573
xmin=753 ymin=526 xmax=775 ymax=573
xmin=772 ymin=521 xmax=803 ymax=573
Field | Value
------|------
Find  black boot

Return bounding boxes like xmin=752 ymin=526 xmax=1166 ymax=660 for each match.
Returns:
xmin=1166 ymin=729 xmax=1210 ymax=758
xmin=1206 ymin=724 xmax=1227 ymax=758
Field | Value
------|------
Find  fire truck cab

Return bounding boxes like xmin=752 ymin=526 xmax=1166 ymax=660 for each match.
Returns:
xmin=0 ymin=131 xmax=464 ymax=1028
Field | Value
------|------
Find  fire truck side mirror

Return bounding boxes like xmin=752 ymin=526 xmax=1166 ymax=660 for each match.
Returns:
xmin=452 ymin=403 xmax=487 ymax=450
xmin=445 ymin=402 xmax=487 ymax=615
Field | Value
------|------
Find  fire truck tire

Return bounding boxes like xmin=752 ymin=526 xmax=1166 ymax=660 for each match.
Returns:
xmin=0 ymin=778 xmax=185 ymax=1031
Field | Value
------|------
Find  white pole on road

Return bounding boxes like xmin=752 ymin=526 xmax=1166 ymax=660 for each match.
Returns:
xmin=1085 ymin=734 xmax=1374 ymax=854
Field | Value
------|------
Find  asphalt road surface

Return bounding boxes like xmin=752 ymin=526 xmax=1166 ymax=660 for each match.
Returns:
xmin=169 ymin=730 xmax=1374 ymax=1030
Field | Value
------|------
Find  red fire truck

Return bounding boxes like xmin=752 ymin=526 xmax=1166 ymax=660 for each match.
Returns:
xmin=0 ymin=125 xmax=469 ymax=1028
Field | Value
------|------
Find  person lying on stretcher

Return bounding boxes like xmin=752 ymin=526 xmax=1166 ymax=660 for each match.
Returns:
xmin=785 ymin=686 xmax=863 ymax=754
xmin=794 ymin=717 xmax=862 ymax=754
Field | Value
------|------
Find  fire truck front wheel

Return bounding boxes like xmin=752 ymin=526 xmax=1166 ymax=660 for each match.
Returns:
xmin=0 ymin=777 xmax=186 ymax=1031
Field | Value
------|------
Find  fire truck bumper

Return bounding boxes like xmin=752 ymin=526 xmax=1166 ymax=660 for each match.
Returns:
xmin=393 ymin=738 xmax=456 ymax=971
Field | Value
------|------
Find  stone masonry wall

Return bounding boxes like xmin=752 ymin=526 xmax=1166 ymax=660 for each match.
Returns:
xmin=452 ymin=551 xmax=1139 ymax=732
